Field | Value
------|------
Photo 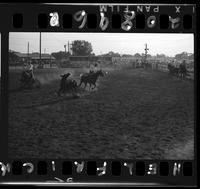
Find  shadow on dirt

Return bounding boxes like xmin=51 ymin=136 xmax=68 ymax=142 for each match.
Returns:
xmin=18 ymin=94 xmax=81 ymax=109
xmin=16 ymin=85 xmax=97 ymax=109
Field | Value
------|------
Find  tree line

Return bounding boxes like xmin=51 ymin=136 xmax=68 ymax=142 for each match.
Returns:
xmin=50 ymin=40 xmax=194 ymax=62
xmin=9 ymin=40 xmax=194 ymax=62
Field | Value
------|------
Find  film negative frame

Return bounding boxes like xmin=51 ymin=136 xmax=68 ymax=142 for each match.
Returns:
xmin=0 ymin=2 xmax=198 ymax=187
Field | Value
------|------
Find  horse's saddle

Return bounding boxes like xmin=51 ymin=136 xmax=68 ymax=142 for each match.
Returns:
xmin=82 ymin=71 xmax=94 ymax=78
xmin=21 ymin=71 xmax=33 ymax=82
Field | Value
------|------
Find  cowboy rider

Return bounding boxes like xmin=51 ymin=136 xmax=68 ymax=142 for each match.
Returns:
xmin=89 ymin=60 xmax=100 ymax=73
xmin=23 ymin=60 xmax=34 ymax=79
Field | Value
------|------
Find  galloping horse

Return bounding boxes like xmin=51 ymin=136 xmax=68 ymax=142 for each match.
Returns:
xmin=79 ymin=70 xmax=104 ymax=90
xmin=19 ymin=70 xmax=41 ymax=89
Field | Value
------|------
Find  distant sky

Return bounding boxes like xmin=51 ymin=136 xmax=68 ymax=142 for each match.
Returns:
xmin=9 ymin=32 xmax=194 ymax=57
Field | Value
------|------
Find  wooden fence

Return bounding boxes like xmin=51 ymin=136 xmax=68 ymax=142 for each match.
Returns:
xmin=148 ymin=62 xmax=194 ymax=80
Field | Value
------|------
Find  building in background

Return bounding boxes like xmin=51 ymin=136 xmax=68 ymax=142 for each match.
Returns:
xmin=9 ymin=51 xmax=56 ymax=67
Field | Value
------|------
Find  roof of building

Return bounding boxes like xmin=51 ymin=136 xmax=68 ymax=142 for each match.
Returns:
xmin=14 ymin=52 xmax=55 ymax=60
xmin=14 ymin=52 xmax=29 ymax=58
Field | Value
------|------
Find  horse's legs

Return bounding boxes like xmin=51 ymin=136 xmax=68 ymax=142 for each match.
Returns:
xmin=92 ymin=83 xmax=96 ymax=89
xmin=84 ymin=82 xmax=87 ymax=89
xmin=73 ymin=85 xmax=77 ymax=93
xmin=180 ymin=73 xmax=183 ymax=79
xmin=183 ymin=73 xmax=186 ymax=79
xmin=72 ymin=84 xmax=78 ymax=95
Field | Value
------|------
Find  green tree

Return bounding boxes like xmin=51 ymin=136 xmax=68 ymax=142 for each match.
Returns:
xmin=175 ymin=52 xmax=188 ymax=60
xmin=101 ymin=51 xmax=121 ymax=57
xmin=134 ymin=53 xmax=142 ymax=58
xmin=188 ymin=53 xmax=194 ymax=60
xmin=156 ymin=54 xmax=166 ymax=58
xmin=122 ymin=54 xmax=133 ymax=57
xmin=71 ymin=40 xmax=93 ymax=56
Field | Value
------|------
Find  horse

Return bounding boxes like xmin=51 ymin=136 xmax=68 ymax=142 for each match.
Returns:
xmin=167 ymin=63 xmax=179 ymax=77
xmin=19 ymin=70 xmax=41 ymax=89
xmin=168 ymin=63 xmax=189 ymax=79
xmin=145 ymin=63 xmax=152 ymax=69
xmin=57 ymin=73 xmax=78 ymax=96
xmin=141 ymin=61 xmax=151 ymax=69
xmin=135 ymin=61 xmax=142 ymax=68
xmin=141 ymin=61 xmax=146 ymax=69
xmin=179 ymin=63 xmax=189 ymax=79
xmin=79 ymin=70 xmax=104 ymax=90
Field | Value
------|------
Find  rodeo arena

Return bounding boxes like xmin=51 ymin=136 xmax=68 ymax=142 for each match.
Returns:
xmin=8 ymin=40 xmax=194 ymax=159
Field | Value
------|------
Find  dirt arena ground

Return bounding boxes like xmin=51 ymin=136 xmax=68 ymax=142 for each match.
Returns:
xmin=8 ymin=67 xmax=194 ymax=159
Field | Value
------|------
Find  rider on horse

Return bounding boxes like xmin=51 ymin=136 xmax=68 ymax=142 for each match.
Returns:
xmin=23 ymin=61 xmax=34 ymax=80
xmin=89 ymin=60 xmax=100 ymax=74
xmin=20 ymin=61 xmax=35 ymax=87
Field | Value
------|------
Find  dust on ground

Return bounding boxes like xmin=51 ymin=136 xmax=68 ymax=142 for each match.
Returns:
xmin=8 ymin=68 xmax=194 ymax=159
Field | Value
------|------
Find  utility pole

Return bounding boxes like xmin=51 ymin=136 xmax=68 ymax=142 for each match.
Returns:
xmin=144 ymin=43 xmax=149 ymax=66
xmin=50 ymin=54 xmax=52 ymax=68
xmin=70 ymin=41 xmax=73 ymax=56
xmin=68 ymin=41 xmax=70 ymax=54
xmin=27 ymin=42 xmax=29 ymax=56
xmin=27 ymin=42 xmax=30 ymax=62
xmin=39 ymin=32 xmax=42 ymax=68
xmin=64 ymin=44 xmax=66 ymax=53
